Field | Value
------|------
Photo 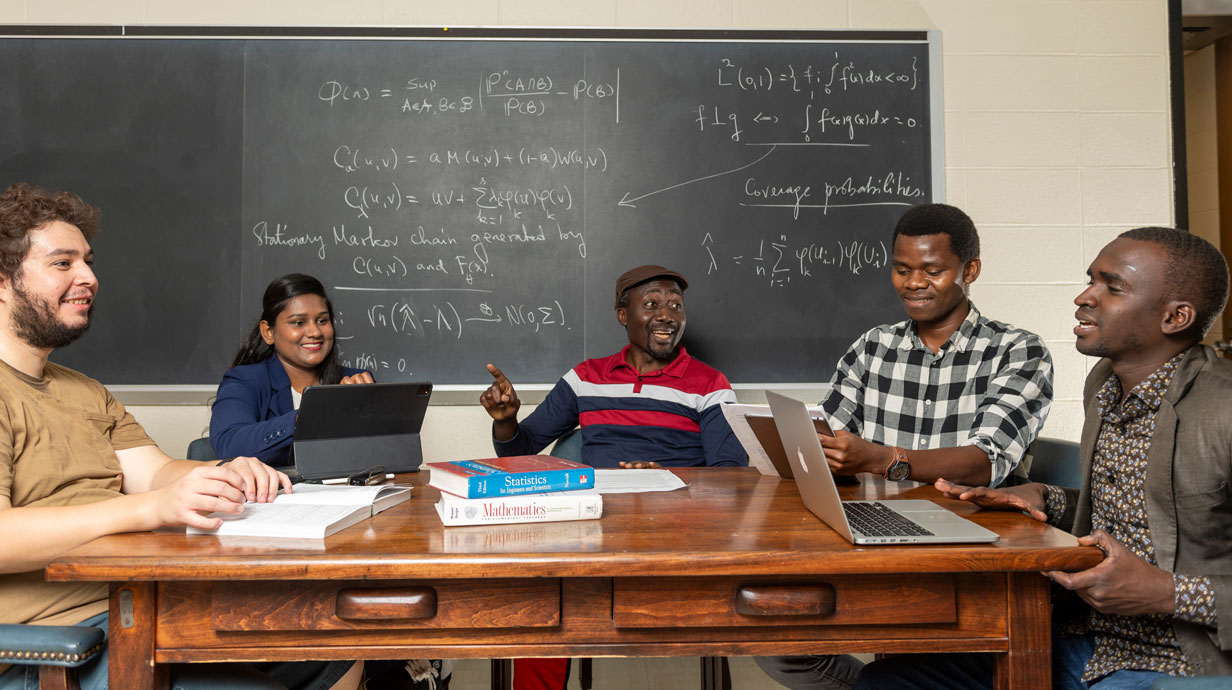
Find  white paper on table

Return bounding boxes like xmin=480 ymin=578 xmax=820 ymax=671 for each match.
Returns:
xmin=592 ymin=469 xmax=687 ymax=494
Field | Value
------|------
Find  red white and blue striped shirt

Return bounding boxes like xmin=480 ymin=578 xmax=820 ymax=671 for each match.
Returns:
xmin=494 ymin=346 xmax=748 ymax=468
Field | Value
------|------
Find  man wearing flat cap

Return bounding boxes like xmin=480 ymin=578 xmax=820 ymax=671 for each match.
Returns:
xmin=481 ymin=265 xmax=746 ymax=690
xmin=481 ymin=264 xmax=747 ymax=469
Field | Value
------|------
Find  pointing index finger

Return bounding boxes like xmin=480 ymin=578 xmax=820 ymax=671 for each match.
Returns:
xmin=486 ymin=363 xmax=508 ymax=384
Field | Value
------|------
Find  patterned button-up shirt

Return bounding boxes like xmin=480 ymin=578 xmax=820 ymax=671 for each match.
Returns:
xmin=1064 ymin=353 xmax=1219 ymax=681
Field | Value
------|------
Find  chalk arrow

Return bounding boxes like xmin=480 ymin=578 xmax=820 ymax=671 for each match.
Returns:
xmin=617 ymin=145 xmax=777 ymax=208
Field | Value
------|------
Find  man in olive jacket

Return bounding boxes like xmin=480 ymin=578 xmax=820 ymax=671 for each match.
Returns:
xmin=854 ymin=227 xmax=1231 ymax=690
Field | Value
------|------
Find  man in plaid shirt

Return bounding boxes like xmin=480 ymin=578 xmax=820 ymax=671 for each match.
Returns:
xmin=818 ymin=203 xmax=1053 ymax=488
xmin=756 ymin=203 xmax=1055 ymax=690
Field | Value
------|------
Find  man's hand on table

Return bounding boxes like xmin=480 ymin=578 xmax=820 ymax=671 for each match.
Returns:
xmin=618 ymin=461 xmax=661 ymax=469
xmin=155 ymin=458 xmax=290 ymax=531
xmin=934 ymin=478 xmax=1049 ymax=523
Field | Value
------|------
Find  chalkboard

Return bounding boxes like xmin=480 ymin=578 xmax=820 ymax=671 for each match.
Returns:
xmin=0 ymin=27 xmax=940 ymax=385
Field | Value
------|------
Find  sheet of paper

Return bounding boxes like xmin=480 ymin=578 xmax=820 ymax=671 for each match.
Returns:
xmin=592 ymin=469 xmax=687 ymax=494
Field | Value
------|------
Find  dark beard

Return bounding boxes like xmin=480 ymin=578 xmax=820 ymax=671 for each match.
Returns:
xmin=11 ymin=283 xmax=92 ymax=349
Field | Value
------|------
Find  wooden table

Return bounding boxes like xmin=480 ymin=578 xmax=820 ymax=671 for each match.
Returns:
xmin=45 ymin=468 xmax=1100 ymax=690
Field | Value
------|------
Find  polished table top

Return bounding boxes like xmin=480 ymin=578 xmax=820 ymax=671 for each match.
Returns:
xmin=47 ymin=468 xmax=1101 ymax=582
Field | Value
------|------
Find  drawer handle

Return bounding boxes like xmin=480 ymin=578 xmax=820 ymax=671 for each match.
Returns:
xmin=335 ymin=587 xmax=438 ymax=620
xmin=735 ymin=584 xmax=836 ymax=617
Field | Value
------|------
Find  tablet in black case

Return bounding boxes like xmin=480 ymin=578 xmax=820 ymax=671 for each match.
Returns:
xmin=293 ymin=382 xmax=432 ymax=481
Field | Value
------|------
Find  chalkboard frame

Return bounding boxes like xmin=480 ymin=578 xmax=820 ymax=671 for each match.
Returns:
xmin=1 ymin=25 xmax=945 ymax=403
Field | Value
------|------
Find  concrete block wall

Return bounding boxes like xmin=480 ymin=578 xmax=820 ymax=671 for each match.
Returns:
xmin=2 ymin=0 xmax=1176 ymax=459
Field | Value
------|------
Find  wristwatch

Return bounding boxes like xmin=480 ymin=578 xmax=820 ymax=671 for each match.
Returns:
xmin=884 ymin=446 xmax=911 ymax=481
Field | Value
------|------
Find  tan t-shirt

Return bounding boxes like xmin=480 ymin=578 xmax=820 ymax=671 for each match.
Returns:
xmin=0 ymin=359 xmax=153 ymax=626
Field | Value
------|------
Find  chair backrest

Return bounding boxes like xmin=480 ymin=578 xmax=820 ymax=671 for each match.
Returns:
xmin=187 ymin=437 xmax=217 ymax=461
xmin=1026 ymin=437 xmax=1081 ymax=489
xmin=549 ymin=427 xmax=583 ymax=463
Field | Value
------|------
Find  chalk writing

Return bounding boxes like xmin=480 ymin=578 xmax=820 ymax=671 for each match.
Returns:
xmin=738 ymin=170 xmax=924 ymax=217
xmin=238 ymin=38 xmax=932 ymax=385
xmin=344 ymin=182 xmax=419 ymax=219
xmin=360 ymin=297 xmax=567 ymax=339
xmin=251 ymin=221 xmax=327 ymax=260
xmin=702 ymin=233 xmax=890 ymax=284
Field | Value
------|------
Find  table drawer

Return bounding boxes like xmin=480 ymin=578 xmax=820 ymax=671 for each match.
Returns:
xmin=613 ymin=575 xmax=956 ymax=628
xmin=211 ymin=579 xmax=560 ymax=631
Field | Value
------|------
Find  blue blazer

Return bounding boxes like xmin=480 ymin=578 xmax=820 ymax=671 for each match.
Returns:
xmin=209 ymin=355 xmax=369 ymax=466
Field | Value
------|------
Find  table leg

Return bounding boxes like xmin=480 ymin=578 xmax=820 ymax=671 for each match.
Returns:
xmin=490 ymin=659 xmax=512 ymax=690
xmin=107 ymin=582 xmax=167 ymax=690
xmin=699 ymin=656 xmax=731 ymax=690
xmin=994 ymin=572 xmax=1051 ymax=690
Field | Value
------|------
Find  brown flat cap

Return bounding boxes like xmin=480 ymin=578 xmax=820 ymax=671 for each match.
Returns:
xmin=614 ymin=265 xmax=688 ymax=308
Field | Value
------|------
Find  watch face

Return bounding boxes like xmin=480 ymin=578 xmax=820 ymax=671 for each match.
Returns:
xmin=888 ymin=462 xmax=911 ymax=481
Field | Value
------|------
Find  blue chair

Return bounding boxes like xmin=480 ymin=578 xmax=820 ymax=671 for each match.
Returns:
xmin=0 ymin=623 xmax=106 ymax=690
xmin=549 ymin=427 xmax=583 ymax=462
xmin=186 ymin=437 xmax=217 ymax=461
xmin=1026 ymin=437 xmax=1082 ymax=489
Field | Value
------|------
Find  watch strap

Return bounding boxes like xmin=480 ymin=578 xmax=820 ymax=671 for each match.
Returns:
xmin=885 ymin=446 xmax=910 ymax=480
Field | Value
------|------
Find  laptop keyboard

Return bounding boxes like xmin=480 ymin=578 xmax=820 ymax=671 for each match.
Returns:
xmin=843 ymin=501 xmax=934 ymax=537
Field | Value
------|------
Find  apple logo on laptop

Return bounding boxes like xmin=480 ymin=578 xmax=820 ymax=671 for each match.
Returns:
xmin=796 ymin=449 xmax=809 ymax=473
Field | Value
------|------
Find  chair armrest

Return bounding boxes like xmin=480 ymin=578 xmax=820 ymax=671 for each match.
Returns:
xmin=0 ymin=624 xmax=106 ymax=668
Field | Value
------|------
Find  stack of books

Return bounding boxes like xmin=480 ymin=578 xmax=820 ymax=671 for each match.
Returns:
xmin=426 ymin=455 xmax=603 ymax=526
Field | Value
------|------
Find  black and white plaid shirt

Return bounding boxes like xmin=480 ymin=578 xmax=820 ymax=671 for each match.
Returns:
xmin=822 ymin=302 xmax=1054 ymax=486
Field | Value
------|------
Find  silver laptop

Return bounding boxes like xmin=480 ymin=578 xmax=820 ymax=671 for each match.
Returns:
xmin=765 ymin=391 xmax=999 ymax=545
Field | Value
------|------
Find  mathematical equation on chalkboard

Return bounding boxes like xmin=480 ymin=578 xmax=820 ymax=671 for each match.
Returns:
xmin=3 ymin=31 xmax=936 ymax=384
xmin=239 ymin=38 xmax=934 ymax=381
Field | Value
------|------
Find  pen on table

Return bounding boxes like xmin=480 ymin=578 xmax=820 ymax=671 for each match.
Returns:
xmin=322 ymin=473 xmax=395 ymax=486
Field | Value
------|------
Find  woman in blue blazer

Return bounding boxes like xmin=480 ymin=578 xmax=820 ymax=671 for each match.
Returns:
xmin=210 ymin=273 xmax=371 ymax=466
xmin=211 ymin=274 xmax=449 ymax=688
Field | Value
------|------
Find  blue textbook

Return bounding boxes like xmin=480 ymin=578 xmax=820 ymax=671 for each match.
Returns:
xmin=425 ymin=455 xmax=595 ymax=499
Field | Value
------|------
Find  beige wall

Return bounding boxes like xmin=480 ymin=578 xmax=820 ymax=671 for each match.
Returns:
xmin=4 ymin=0 xmax=1175 ymax=457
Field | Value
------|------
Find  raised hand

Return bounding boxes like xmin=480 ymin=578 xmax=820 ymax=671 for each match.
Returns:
xmin=479 ymin=364 xmax=521 ymax=421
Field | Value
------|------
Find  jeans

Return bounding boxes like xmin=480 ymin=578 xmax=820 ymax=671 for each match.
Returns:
xmin=853 ymin=634 xmax=1170 ymax=690
xmin=0 ymin=612 xmax=355 ymax=690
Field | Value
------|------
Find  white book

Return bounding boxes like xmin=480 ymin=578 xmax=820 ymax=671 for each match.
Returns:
xmin=435 ymin=490 xmax=603 ymax=526
xmin=187 ymin=483 xmax=411 ymax=539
